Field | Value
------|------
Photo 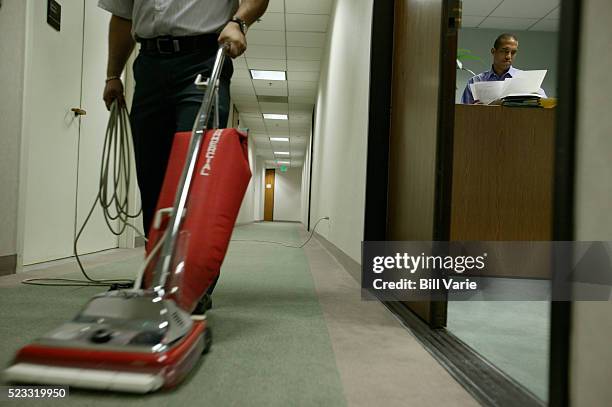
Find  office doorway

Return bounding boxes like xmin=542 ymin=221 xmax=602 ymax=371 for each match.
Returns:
xmin=264 ymin=169 xmax=275 ymax=221
xmin=366 ymin=0 xmax=573 ymax=405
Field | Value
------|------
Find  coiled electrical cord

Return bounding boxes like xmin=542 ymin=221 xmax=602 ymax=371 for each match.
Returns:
xmin=22 ymin=101 xmax=145 ymax=287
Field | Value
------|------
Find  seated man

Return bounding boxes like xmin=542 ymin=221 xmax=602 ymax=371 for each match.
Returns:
xmin=461 ymin=33 xmax=547 ymax=104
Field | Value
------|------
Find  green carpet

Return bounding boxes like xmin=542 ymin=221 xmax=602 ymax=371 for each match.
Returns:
xmin=0 ymin=223 xmax=347 ymax=406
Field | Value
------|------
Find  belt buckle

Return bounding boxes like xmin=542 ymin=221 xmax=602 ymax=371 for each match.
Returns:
xmin=156 ymin=38 xmax=180 ymax=54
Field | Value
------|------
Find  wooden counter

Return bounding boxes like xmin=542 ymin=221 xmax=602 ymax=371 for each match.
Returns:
xmin=451 ymin=105 xmax=556 ymax=241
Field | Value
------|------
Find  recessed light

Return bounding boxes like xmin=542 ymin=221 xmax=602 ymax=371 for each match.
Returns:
xmin=276 ymin=161 xmax=290 ymax=165
xmin=270 ymin=137 xmax=289 ymax=142
xmin=250 ymin=70 xmax=286 ymax=81
xmin=274 ymin=152 xmax=290 ymax=155
xmin=263 ymin=114 xmax=288 ymax=120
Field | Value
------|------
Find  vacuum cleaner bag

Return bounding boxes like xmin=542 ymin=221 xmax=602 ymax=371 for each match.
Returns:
xmin=145 ymin=128 xmax=251 ymax=313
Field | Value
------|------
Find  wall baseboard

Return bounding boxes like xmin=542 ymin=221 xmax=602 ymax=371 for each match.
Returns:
xmin=0 ymin=254 xmax=17 ymax=276
xmin=313 ymin=232 xmax=361 ymax=282
xmin=134 ymin=236 xmax=146 ymax=248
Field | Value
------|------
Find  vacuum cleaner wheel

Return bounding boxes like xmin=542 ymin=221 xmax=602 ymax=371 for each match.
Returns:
xmin=203 ymin=328 xmax=212 ymax=354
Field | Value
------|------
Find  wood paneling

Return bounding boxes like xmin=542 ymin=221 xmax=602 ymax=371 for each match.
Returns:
xmin=451 ymin=105 xmax=555 ymax=241
xmin=388 ymin=0 xmax=446 ymax=326
xmin=388 ymin=0 xmax=444 ymax=241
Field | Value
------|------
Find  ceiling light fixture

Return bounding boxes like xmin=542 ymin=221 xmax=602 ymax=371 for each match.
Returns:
xmin=274 ymin=152 xmax=290 ymax=155
xmin=263 ymin=114 xmax=288 ymax=120
xmin=276 ymin=161 xmax=291 ymax=165
xmin=270 ymin=137 xmax=289 ymax=142
xmin=250 ymin=70 xmax=286 ymax=81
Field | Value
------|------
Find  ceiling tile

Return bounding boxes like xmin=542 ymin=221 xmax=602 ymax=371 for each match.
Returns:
xmin=266 ymin=0 xmax=285 ymax=13
xmin=288 ymin=71 xmax=320 ymax=81
xmin=547 ymin=7 xmax=560 ymax=18
xmin=231 ymin=94 xmax=258 ymax=103
xmin=289 ymin=103 xmax=315 ymax=112
xmin=232 ymin=78 xmax=255 ymax=88
xmin=287 ymin=47 xmax=323 ymax=61
xmin=232 ymin=69 xmax=252 ymax=79
xmin=285 ymin=14 xmax=329 ymax=32
xmin=491 ymin=0 xmax=560 ymax=19
xmin=234 ymin=102 xmax=261 ymax=113
xmin=289 ymin=80 xmax=318 ymax=90
xmin=246 ymin=58 xmax=287 ymax=70
xmin=462 ymin=0 xmax=504 ymax=17
xmin=246 ymin=45 xmax=286 ymax=60
xmin=254 ymin=87 xmax=288 ymax=97
xmin=247 ymin=29 xmax=286 ymax=47
xmin=285 ymin=0 xmax=333 ymax=14
xmin=265 ymin=119 xmax=290 ymax=129
xmin=250 ymin=12 xmax=285 ymax=31
xmin=233 ymin=57 xmax=248 ymax=68
xmin=231 ymin=86 xmax=256 ymax=96
xmin=287 ymin=60 xmax=321 ymax=71
xmin=289 ymin=88 xmax=317 ymax=98
xmin=259 ymin=102 xmax=289 ymax=114
xmin=529 ymin=18 xmax=559 ymax=32
xmin=478 ymin=16 xmax=539 ymax=30
xmin=461 ymin=15 xmax=486 ymax=27
xmin=286 ymin=32 xmax=327 ymax=48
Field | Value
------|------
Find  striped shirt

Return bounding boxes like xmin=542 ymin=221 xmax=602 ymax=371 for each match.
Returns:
xmin=98 ymin=0 xmax=239 ymax=39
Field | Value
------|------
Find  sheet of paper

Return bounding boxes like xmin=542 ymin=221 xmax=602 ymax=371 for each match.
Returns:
xmin=501 ymin=70 xmax=547 ymax=97
xmin=471 ymin=81 xmax=504 ymax=105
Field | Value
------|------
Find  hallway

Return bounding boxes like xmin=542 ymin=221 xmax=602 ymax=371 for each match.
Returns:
xmin=0 ymin=223 xmax=477 ymax=406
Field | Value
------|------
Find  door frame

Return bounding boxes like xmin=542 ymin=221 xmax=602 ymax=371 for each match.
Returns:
xmin=365 ymin=0 xmax=579 ymax=405
xmin=264 ymin=168 xmax=275 ymax=222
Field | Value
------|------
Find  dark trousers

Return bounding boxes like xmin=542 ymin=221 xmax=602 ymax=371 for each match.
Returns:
xmin=131 ymin=47 xmax=232 ymax=297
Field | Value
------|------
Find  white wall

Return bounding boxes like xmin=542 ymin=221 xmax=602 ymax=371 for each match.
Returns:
xmin=300 ymin=136 xmax=312 ymax=227
xmin=235 ymin=133 xmax=257 ymax=225
xmin=0 ymin=0 xmax=27 ymax=258
xmin=570 ymin=0 xmax=612 ymax=405
xmin=309 ymin=0 xmax=373 ymax=262
xmin=456 ymin=28 xmax=558 ymax=102
xmin=254 ymin=157 xmax=265 ymax=221
xmin=274 ymin=168 xmax=302 ymax=222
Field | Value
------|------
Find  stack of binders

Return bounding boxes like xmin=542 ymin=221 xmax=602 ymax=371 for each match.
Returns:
xmin=501 ymin=95 xmax=542 ymax=108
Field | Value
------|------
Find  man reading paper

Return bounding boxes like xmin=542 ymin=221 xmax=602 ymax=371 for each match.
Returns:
xmin=461 ymin=33 xmax=547 ymax=104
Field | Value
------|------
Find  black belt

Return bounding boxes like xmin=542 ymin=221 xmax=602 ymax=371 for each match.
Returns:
xmin=137 ymin=34 xmax=218 ymax=55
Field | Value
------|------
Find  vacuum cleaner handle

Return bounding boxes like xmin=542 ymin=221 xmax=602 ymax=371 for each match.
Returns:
xmin=150 ymin=45 xmax=228 ymax=292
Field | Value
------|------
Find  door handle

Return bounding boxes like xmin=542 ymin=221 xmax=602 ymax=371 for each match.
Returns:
xmin=71 ymin=108 xmax=87 ymax=116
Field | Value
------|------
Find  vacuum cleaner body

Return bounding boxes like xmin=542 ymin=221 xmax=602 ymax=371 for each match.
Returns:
xmin=5 ymin=47 xmax=251 ymax=392
xmin=144 ymin=128 xmax=251 ymax=313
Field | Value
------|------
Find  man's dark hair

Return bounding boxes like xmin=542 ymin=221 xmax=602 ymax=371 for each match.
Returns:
xmin=494 ymin=33 xmax=518 ymax=49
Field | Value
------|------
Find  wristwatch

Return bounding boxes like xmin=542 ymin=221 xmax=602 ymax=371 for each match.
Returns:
xmin=230 ymin=17 xmax=248 ymax=35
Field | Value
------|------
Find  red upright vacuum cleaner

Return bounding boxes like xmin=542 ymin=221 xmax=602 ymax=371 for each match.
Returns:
xmin=4 ymin=46 xmax=251 ymax=393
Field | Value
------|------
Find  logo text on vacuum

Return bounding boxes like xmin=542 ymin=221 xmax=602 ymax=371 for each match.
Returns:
xmin=200 ymin=130 xmax=223 ymax=176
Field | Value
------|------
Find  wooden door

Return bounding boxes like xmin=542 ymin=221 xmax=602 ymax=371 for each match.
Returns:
xmin=264 ymin=169 xmax=275 ymax=221
xmin=386 ymin=0 xmax=459 ymax=327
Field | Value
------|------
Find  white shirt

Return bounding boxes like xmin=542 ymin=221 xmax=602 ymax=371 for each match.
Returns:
xmin=98 ymin=0 xmax=239 ymax=39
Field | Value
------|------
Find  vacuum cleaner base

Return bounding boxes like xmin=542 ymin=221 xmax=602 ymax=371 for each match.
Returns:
xmin=4 ymin=291 xmax=211 ymax=393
